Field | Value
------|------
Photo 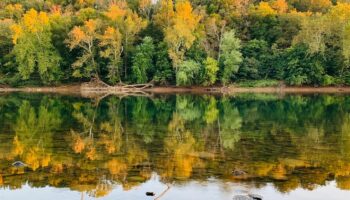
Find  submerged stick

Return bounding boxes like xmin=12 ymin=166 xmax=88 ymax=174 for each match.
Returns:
xmin=154 ymin=184 xmax=171 ymax=200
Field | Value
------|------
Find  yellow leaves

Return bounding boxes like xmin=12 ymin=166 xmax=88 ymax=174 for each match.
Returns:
xmin=67 ymin=26 xmax=85 ymax=50
xmin=123 ymin=11 xmax=147 ymax=36
xmin=10 ymin=9 xmax=51 ymax=44
xmin=107 ymin=158 xmax=127 ymax=175
xmin=85 ymin=19 xmax=98 ymax=33
xmin=337 ymin=176 xmax=350 ymax=190
xmin=67 ymin=19 xmax=99 ymax=50
xmin=12 ymin=135 xmax=24 ymax=156
xmin=250 ymin=2 xmax=277 ymax=17
xmin=271 ymin=0 xmax=288 ymax=14
xmin=5 ymin=3 xmax=23 ymax=14
xmin=23 ymin=9 xmax=49 ymax=33
xmin=10 ymin=23 xmax=23 ymax=44
xmin=103 ymin=27 xmax=121 ymax=41
xmin=270 ymin=164 xmax=287 ymax=180
xmin=163 ymin=0 xmax=201 ymax=66
xmin=72 ymin=133 xmax=85 ymax=153
xmin=154 ymin=0 xmax=175 ymax=28
xmin=327 ymin=3 xmax=350 ymax=22
xmin=175 ymin=1 xmax=201 ymax=30
xmin=105 ymin=3 xmax=127 ymax=21
xmin=25 ymin=147 xmax=40 ymax=171
xmin=86 ymin=147 xmax=97 ymax=160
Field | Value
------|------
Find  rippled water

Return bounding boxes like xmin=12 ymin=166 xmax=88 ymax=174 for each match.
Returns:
xmin=0 ymin=93 xmax=350 ymax=200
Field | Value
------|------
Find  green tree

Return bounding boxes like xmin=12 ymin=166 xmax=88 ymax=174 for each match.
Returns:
xmin=131 ymin=36 xmax=155 ymax=83
xmin=153 ymin=42 xmax=175 ymax=85
xmin=11 ymin=9 xmax=62 ymax=84
xmin=202 ymin=57 xmax=219 ymax=86
xmin=219 ymin=30 xmax=243 ymax=85
xmin=176 ymin=59 xmax=201 ymax=86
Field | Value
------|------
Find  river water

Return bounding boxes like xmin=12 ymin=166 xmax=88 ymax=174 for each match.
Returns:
xmin=0 ymin=93 xmax=349 ymax=200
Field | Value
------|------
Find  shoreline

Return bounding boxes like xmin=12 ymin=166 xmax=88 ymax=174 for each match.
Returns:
xmin=2 ymin=84 xmax=350 ymax=95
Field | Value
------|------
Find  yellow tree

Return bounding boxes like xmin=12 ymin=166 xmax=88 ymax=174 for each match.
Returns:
xmin=99 ymin=27 xmax=123 ymax=84
xmin=4 ymin=3 xmax=23 ymax=20
xmin=66 ymin=19 xmax=100 ymax=79
xmin=154 ymin=0 xmax=175 ymax=28
xmin=164 ymin=0 xmax=201 ymax=68
xmin=249 ymin=2 xmax=277 ymax=17
xmin=138 ymin=0 xmax=153 ymax=20
xmin=271 ymin=0 xmax=289 ymax=14
xmin=104 ymin=2 xmax=147 ymax=79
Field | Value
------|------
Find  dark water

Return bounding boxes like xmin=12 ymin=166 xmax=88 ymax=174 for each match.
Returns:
xmin=0 ymin=93 xmax=350 ymax=200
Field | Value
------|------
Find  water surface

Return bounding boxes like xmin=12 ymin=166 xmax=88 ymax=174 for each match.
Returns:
xmin=0 ymin=93 xmax=350 ymax=200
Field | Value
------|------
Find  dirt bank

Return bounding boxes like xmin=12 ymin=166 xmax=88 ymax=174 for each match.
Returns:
xmin=2 ymin=84 xmax=350 ymax=95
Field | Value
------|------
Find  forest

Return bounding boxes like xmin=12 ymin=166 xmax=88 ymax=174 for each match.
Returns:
xmin=1 ymin=0 xmax=350 ymax=87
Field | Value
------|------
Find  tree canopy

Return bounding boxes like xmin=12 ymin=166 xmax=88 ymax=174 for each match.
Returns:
xmin=1 ymin=0 xmax=350 ymax=86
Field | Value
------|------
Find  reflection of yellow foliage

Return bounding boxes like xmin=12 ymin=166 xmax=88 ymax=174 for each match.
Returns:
xmin=270 ymin=164 xmax=287 ymax=180
xmin=254 ymin=162 xmax=274 ymax=176
xmin=72 ymin=133 xmax=85 ymax=153
xmin=0 ymin=175 xmax=3 ymax=186
xmin=275 ymin=177 xmax=300 ymax=193
xmin=51 ymin=163 xmax=63 ymax=173
xmin=25 ymin=148 xmax=40 ymax=171
xmin=41 ymin=154 xmax=51 ymax=167
xmin=281 ymin=158 xmax=309 ymax=168
xmin=12 ymin=135 xmax=24 ymax=156
xmin=107 ymin=158 xmax=127 ymax=175
xmin=335 ymin=163 xmax=350 ymax=177
xmin=86 ymin=147 xmax=97 ymax=160
xmin=337 ymin=176 xmax=350 ymax=190
xmin=93 ymin=184 xmax=113 ymax=198
xmin=162 ymin=114 xmax=200 ymax=180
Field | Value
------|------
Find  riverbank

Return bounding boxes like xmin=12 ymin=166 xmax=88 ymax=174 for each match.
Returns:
xmin=2 ymin=84 xmax=350 ymax=95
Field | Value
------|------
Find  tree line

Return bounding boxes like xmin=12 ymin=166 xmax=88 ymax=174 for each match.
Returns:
xmin=1 ymin=0 xmax=350 ymax=86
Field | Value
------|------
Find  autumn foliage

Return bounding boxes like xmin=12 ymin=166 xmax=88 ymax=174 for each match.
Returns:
xmin=0 ymin=0 xmax=350 ymax=86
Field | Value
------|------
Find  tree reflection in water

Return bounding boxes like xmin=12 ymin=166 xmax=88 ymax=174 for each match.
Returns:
xmin=0 ymin=93 xmax=350 ymax=197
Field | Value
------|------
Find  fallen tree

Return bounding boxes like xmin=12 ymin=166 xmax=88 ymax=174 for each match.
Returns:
xmin=80 ymin=78 xmax=154 ymax=99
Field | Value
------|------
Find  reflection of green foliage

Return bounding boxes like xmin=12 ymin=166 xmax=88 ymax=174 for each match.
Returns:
xmin=176 ymin=95 xmax=202 ymax=121
xmin=130 ymin=97 xmax=155 ymax=143
xmin=15 ymin=99 xmax=61 ymax=140
xmin=204 ymin=96 xmax=218 ymax=124
xmin=2 ymin=94 xmax=350 ymax=194
xmin=219 ymin=98 xmax=242 ymax=150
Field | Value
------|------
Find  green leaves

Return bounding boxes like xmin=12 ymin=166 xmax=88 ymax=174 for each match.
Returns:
xmin=131 ymin=36 xmax=155 ymax=83
xmin=176 ymin=60 xmax=201 ymax=86
xmin=12 ymin=9 xmax=62 ymax=84
xmin=202 ymin=57 xmax=219 ymax=86
xmin=219 ymin=30 xmax=243 ymax=84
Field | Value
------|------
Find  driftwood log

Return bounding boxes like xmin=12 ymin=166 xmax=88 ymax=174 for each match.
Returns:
xmin=81 ymin=79 xmax=154 ymax=99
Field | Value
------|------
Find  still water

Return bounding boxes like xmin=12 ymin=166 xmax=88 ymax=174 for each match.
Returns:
xmin=0 ymin=93 xmax=350 ymax=200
